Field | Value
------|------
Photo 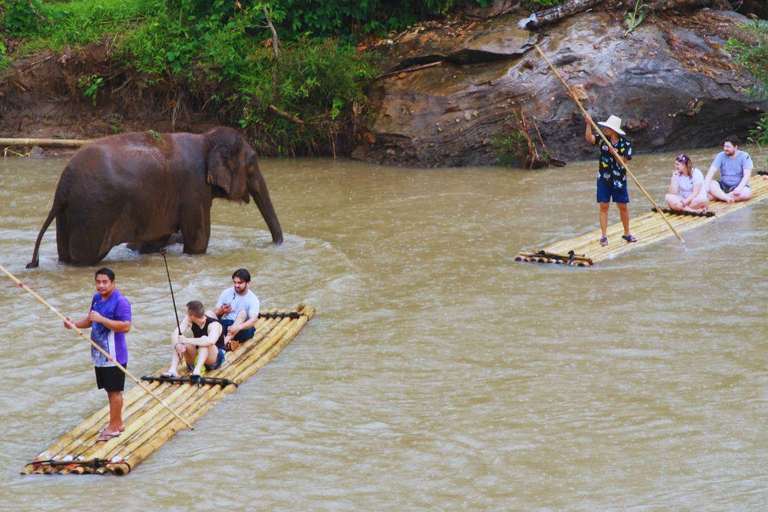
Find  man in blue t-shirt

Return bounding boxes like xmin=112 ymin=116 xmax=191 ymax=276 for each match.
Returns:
xmin=214 ymin=268 xmax=260 ymax=351
xmin=704 ymin=135 xmax=753 ymax=204
xmin=64 ymin=267 xmax=132 ymax=442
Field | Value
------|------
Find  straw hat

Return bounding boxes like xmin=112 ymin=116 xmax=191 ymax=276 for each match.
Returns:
xmin=597 ymin=115 xmax=625 ymax=136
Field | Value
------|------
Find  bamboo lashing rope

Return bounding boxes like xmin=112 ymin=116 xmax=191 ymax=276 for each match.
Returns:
xmin=534 ymin=44 xmax=685 ymax=245
xmin=0 ymin=264 xmax=195 ymax=430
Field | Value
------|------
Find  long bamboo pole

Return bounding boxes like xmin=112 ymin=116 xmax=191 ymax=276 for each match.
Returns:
xmin=533 ymin=44 xmax=685 ymax=245
xmin=0 ymin=264 xmax=194 ymax=430
xmin=0 ymin=138 xmax=90 ymax=147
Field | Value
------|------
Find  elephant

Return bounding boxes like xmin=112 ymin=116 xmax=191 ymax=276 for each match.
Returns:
xmin=27 ymin=126 xmax=282 ymax=267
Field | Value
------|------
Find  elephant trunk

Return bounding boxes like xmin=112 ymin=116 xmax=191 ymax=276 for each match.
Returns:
xmin=248 ymin=173 xmax=283 ymax=244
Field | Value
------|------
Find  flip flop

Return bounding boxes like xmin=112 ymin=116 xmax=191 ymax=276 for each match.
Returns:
xmin=161 ymin=371 xmax=178 ymax=378
xmin=621 ymin=234 xmax=638 ymax=243
xmin=99 ymin=426 xmax=125 ymax=434
xmin=96 ymin=431 xmax=120 ymax=442
xmin=599 ymin=237 xmax=608 ymax=247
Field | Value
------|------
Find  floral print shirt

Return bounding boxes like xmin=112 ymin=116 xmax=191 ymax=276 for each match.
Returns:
xmin=593 ymin=135 xmax=632 ymax=188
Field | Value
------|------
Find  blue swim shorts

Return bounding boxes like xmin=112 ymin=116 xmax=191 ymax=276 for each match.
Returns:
xmin=186 ymin=347 xmax=226 ymax=372
xmin=596 ymin=179 xmax=629 ymax=204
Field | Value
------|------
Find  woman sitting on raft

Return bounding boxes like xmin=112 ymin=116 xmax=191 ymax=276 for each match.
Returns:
xmin=665 ymin=153 xmax=709 ymax=213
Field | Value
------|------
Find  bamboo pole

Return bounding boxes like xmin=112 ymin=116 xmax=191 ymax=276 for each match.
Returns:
xmin=533 ymin=44 xmax=685 ymax=245
xmin=0 ymin=138 xmax=90 ymax=147
xmin=0 ymin=264 xmax=194 ymax=430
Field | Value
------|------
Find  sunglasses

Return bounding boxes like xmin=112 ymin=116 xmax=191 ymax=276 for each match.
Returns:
xmin=675 ymin=154 xmax=690 ymax=164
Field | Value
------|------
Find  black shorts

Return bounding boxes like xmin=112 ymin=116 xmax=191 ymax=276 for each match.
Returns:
xmin=95 ymin=365 xmax=126 ymax=392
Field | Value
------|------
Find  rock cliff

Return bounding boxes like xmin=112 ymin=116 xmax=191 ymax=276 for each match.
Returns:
xmin=353 ymin=9 xmax=768 ymax=167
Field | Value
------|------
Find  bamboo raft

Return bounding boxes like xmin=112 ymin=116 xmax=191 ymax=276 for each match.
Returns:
xmin=516 ymin=175 xmax=768 ymax=267
xmin=21 ymin=303 xmax=315 ymax=476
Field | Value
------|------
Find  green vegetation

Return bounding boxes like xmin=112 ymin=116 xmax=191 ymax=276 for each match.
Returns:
xmin=525 ymin=0 xmax=567 ymax=8
xmin=492 ymin=113 xmax=552 ymax=169
xmin=623 ymin=0 xmax=651 ymax=36
xmin=727 ymin=19 xmax=768 ymax=159
xmin=6 ymin=0 xmax=556 ymax=155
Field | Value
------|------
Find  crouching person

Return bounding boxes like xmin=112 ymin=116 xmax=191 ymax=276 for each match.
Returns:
xmin=163 ymin=300 xmax=225 ymax=379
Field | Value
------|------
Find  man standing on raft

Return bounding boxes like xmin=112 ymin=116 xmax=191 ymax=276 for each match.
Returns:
xmin=64 ymin=268 xmax=132 ymax=442
xmin=585 ymin=115 xmax=636 ymax=247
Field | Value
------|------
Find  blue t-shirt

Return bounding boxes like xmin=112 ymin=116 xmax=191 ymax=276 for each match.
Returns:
xmin=89 ymin=289 xmax=131 ymax=367
xmin=216 ymin=287 xmax=260 ymax=322
xmin=711 ymin=150 xmax=753 ymax=187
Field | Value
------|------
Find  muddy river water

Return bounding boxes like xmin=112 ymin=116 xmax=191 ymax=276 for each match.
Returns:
xmin=1 ymin=147 xmax=767 ymax=510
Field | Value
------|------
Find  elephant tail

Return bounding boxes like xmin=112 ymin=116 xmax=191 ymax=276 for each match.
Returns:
xmin=26 ymin=200 xmax=63 ymax=269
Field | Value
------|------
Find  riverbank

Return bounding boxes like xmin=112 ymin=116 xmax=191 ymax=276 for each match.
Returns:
xmin=1 ymin=1 xmax=766 ymax=166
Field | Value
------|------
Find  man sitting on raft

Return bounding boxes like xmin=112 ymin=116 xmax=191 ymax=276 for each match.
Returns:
xmin=703 ymin=135 xmax=753 ymax=204
xmin=214 ymin=268 xmax=260 ymax=351
xmin=665 ymin=154 xmax=709 ymax=213
xmin=163 ymin=300 xmax=226 ymax=379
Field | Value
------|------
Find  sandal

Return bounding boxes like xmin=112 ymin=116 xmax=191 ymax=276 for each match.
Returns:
xmin=599 ymin=237 xmax=608 ymax=247
xmin=161 ymin=371 xmax=178 ymax=378
xmin=622 ymin=234 xmax=638 ymax=243
xmin=96 ymin=431 xmax=120 ymax=442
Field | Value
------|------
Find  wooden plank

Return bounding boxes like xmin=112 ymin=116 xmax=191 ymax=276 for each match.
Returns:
xmin=21 ymin=303 xmax=315 ymax=476
xmin=516 ymin=175 xmax=768 ymax=266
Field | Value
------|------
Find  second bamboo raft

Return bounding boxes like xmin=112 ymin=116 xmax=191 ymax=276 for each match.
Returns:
xmin=516 ymin=175 xmax=768 ymax=267
xmin=21 ymin=303 xmax=314 ymax=476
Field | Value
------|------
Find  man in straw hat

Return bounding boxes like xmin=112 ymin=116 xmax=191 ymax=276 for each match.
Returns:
xmin=585 ymin=114 xmax=637 ymax=247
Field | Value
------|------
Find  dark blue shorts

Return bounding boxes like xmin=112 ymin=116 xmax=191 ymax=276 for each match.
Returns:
xmin=716 ymin=180 xmax=748 ymax=194
xmin=219 ymin=319 xmax=255 ymax=344
xmin=596 ymin=179 xmax=629 ymax=204
xmin=186 ymin=347 xmax=226 ymax=372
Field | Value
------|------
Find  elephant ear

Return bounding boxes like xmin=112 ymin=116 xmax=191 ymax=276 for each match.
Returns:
xmin=207 ymin=144 xmax=234 ymax=195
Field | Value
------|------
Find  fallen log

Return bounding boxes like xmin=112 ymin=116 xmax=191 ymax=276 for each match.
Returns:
xmin=518 ymin=0 xmax=604 ymax=30
xmin=0 ymin=138 xmax=90 ymax=147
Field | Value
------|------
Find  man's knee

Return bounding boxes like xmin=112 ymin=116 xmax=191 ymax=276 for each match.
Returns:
xmin=599 ymin=202 xmax=610 ymax=212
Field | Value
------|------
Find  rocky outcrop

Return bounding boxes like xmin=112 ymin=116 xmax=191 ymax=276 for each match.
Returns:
xmin=353 ymin=9 xmax=768 ymax=167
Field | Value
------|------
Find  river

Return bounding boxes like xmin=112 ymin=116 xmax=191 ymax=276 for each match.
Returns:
xmin=1 ymin=147 xmax=767 ymax=510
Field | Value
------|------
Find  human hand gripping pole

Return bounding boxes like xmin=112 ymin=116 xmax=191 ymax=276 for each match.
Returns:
xmin=533 ymin=44 xmax=685 ymax=246
xmin=0 ymin=263 xmax=194 ymax=431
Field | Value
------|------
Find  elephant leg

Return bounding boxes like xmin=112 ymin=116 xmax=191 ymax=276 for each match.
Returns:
xmin=181 ymin=207 xmax=211 ymax=254
xmin=67 ymin=207 xmax=123 ymax=266
xmin=56 ymin=214 xmax=72 ymax=264
xmin=69 ymin=233 xmax=112 ymax=266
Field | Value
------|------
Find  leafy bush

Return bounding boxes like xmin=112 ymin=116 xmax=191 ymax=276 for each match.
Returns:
xmin=727 ymin=19 xmax=768 ymax=153
xmin=1 ymin=0 xmax=498 ymax=155
xmin=1 ymin=0 xmax=43 ymax=36
xmin=524 ymin=0 xmax=567 ymax=9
